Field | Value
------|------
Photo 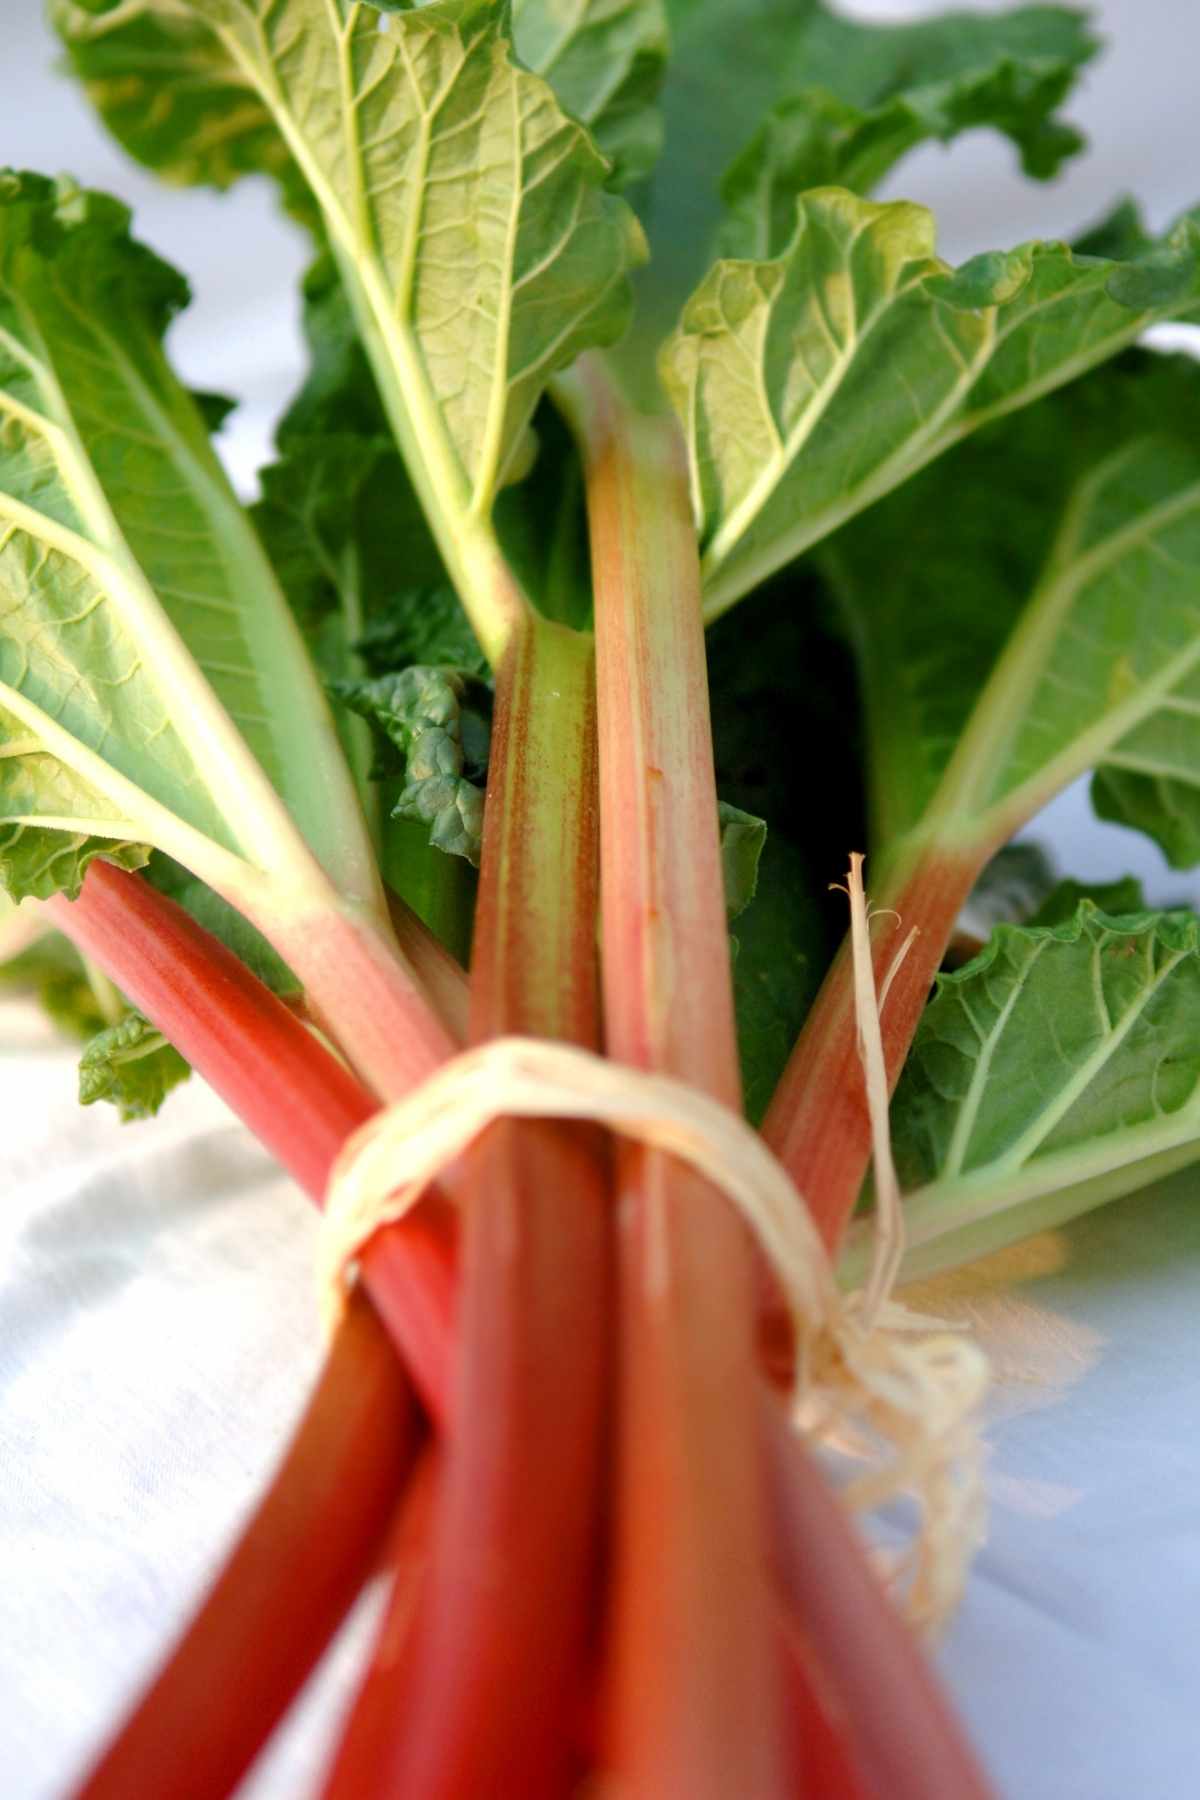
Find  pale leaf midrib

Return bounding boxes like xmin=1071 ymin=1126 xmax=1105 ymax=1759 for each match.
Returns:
xmin=899 ymin=1106 xmax=1200 ymax=1261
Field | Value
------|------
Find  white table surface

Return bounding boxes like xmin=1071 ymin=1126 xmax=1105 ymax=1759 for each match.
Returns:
xmin=4 ymin=2 xmax=1200 ymax=1795
xmin=6 ymin=998 xmax=1200 ymax=1798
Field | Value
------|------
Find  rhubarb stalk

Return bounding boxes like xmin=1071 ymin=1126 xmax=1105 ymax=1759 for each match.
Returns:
xmin=322 ymin=614 xmax=611 ymax=1799
xmin=564 ymin=360 xmax=788 ymax=1796
xmin=762 ymin=843 xmax=984 ymax=1252
xmin=50 ymin=862 xmax=458 ymax=1423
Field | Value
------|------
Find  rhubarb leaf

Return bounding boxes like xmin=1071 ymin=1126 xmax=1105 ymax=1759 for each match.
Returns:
xmin=513 ymin=0 xmax=669 ymax=190
xmin=81 ymin=0 xmax=644 ymax=655
xmin=886 ymin=902 xmax=1200 ymax=1281
xmin=49 ymin=1 xmax=312 ymax=218
xmin=1028 ymin=875 xmax=1149 ymax=929
xmin=0 ymin=724 xmax=151 ymax=902
xmin=54 ymin=0 xmax=668 ymax=197
xmin=337 ymin=668 xmax=490 ymax=865
xmin=1092 ymin=761 xmax=1200 ymax=872
xmin=79 ymin=1007 xmax=191 ymax=1121
xmin=632 ymin=0 xmax=1094 ymax=345
xmin=663 ymin=190 xmax=1200 ymax=617
xmin=0 ymin=929 xmax=112 ymax=1039
xmin=716 ymin=8 xmax=1096 ymax=261
xmin=718 ymin=801 xmax=766 ymax=922
xmin=824 ymin=350 xmax=1200 ymax=861
xmin=357 ymin=589 xmax=488 ymax=681
xmin=731 ymin=832 xmax=823 ymax=1126
xmin=0 ymin=171 xmax=372 ymax=905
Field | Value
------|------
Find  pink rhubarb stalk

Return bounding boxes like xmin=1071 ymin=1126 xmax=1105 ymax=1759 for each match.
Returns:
xmin=51 ymin=861 xmax=458 ymax=1422
xmin=566 ymin=360 xmax=789 ymax=1796
xmin=762 ymin=844 xmax=983 ymax=1253
xmin=322 ymin=614 xmax=611 ymax=1800
xmin=762 ymin=1401 xmax=994 ymax=1799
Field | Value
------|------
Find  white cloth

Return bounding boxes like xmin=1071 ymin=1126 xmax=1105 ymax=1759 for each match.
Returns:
xmin=5 ymin=999 xmax=1200 ymax=1797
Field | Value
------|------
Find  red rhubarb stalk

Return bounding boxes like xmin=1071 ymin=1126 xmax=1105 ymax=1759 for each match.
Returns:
xmin=50 ymin=861 xmax=458 ymax=1423
xmin=322 ymin=614 xmax=611 ymax=1800
xmin=762 ymin=1402 xmax=994 ymax=1799
xmin=385 ymin=888 xmax=469 ymax=1044
xmin=762 ymin=843 xmax=983 ymax=1252
xmin=564 ymin=360 xmax=789 ymax=1796
xmin=73 ymin=1293 xmax=421 ymax=1800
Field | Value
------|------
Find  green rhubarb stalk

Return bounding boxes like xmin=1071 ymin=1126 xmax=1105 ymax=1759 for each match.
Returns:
xmin=561 ymin=357 xmax=788 ymax=1796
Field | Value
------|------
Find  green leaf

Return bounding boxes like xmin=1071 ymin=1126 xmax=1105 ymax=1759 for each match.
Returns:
xmin=78 ymin=1007 xmax=191 ymax=1120
xmin=717 ymin=9 xmax=1096 ymax=262
xmin=0 ymin=728 xmax=151 ymax=902
xmin=66 ymin=0 xmax=645 ymax=657
xmin=1028 ymin=874 xmax=1148 ymax=929
xmin=337 ymin=667 xmax=490 ymax=865
xmin=629 ymin=0 xmax=1094 ymax=352
xmin=513 ymin=0 xmax=669 ymax=190
xmin=731 ymin=831 xmax=824 ymax=1126
xmin=825 ymin=350 xmax=1200 ymax=863
xmin=661 ymin=189 xmax=1200 ymax=618
xmin=1092 ymin=766 xmax=1200 ymax=869
xmin=356 ymin=588 xmax=488 ymax=679
xmin=718 ymin=800 xmax=766 ymax=921
xmin=0 ymin=928 xmax=111 ymax=1038
xmin=0 ymin=170 xmax=372 ymax=907
xmin=49 ymin=1 xmax=315 ymax=221
xmin=885 ymin=902 xmax=1200 ymax=1281
xmin=54 ymin=0 xmax=668 ymax=198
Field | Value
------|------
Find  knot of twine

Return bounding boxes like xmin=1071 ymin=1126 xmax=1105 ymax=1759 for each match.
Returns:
xmin=320 ymin=857 xmax=989 ymax=1633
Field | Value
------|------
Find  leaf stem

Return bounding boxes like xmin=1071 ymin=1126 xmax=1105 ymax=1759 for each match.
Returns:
xmin=49 ymin=861 xmax=458 ymax=1422
xmin=323 ymin=612 xmax=611 ymax=1799
xmin=256 ymin=888 xmax=458 ymax=1102
xmin=761 ymin=1399 xmax=995 ymax=1800
xmin=562 ymin=355 xmax=789 ymax=1795
xmin=762 ymin=840 xmax=985 ymax=1253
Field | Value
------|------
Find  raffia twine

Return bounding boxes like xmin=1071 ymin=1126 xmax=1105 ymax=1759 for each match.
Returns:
xmin=319 ymin=859 xmax=990 ymax=1635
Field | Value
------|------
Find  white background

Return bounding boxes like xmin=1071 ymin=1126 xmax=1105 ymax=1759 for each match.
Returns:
xmin=3 ymin=3 xmax=1200 ymax=1795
